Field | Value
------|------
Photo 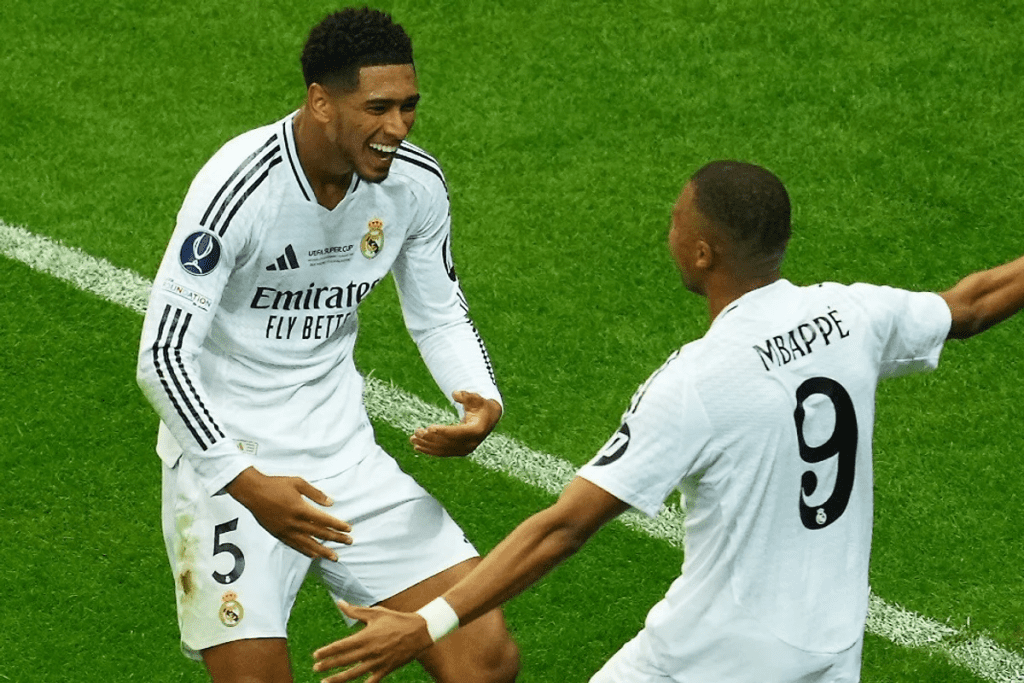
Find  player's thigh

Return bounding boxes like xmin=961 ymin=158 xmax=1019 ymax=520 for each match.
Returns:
xmin=309 ymin=452 xmax=517 ymax=681
xmin=311 ymin=449 xmax=479 ymax=608
xmin=202 ymin=638 xmax=292 ymax=683
xmin=162 ymin=460 xmax=311 ymax=660
xmin=379 ymin=557 xmax=519 ymax=683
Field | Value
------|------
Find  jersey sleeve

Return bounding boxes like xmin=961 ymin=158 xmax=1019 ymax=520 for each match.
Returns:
xmin=577 ymin=351 xmax=714 ymax=518
xmin=136 ymin=153 xmax=256 ymax=495
xmin=391 ymin=173 xmax=502 ymax=410
xmin=850 ymin=284 xmax=952 ymax=379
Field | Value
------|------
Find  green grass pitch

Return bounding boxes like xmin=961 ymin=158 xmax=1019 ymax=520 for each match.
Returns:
xmin=2 ymin=1 xmax=1023 ymax=681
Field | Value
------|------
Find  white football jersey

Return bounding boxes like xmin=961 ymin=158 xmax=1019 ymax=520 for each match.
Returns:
xmin=138 ymin=112 xmax=500 ymax=496
xmin=578 ymin=279 xmax=951 ymax=681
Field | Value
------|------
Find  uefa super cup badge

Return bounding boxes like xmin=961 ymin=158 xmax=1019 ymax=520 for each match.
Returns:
xmin=361 ymin=218 xmax=385 ymax=259
xmin=219 ymin=591 xmax=244 ymax=627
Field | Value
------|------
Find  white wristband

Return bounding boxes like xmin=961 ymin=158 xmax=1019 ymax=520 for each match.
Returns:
xmin=416 ymin=597 xmax=460 ymax=642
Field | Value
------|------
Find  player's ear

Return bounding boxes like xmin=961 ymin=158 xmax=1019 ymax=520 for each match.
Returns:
xmin=307 ymin=83 xmax=337 ymax=124
xmin=694 ymin=238 xmax=715 ymax=271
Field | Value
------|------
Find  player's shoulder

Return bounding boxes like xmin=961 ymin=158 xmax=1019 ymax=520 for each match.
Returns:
xmin=643 ymin=345 xmax=703 ymax=394
xmin=197 ymin=117 xmax=288 ymax=184
xmin=808 ymin=279 xmax=914 ymax=302
xmin=673 ymin=334 xmax=732 ymax=384
xmin=815 ymin=280 xmax=930 ymax=320
xmin=182 ymin=117 xmax=295 ymax=233
xmin=388 ymin=140 xmax=449 ymax=199
xmin=755 ymin=280 xmax=896 ymax=325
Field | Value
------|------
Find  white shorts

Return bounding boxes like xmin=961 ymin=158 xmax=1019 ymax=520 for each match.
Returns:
xmin=592 ymin=627 xmax=864 ymax=683
xmin=161 ymin=448 xmax=478 ymax=659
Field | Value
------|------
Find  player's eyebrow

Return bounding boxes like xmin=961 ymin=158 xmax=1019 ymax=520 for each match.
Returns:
xmin=366 ymin=94 xmax=421 ymax=107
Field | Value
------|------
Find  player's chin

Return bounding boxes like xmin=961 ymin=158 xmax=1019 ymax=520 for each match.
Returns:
xmin=357 ymin=156 xmax=396 ymax=184
xmin=356 ymin=167 xmax=391 ymax=184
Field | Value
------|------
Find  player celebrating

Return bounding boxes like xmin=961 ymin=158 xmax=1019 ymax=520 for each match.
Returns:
xmin=312 ymin=160 xmax=1024 ymax=682
xmin=136 ymin=8 xmax=519 ymax=683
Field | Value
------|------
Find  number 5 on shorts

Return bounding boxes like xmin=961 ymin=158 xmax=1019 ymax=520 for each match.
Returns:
xmin=213 ymin=518 xmax=246 ymax=585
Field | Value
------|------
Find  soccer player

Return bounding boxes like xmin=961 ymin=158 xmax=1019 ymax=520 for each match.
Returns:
xmin=312 ymin=160 xmax=1024 ymax=683
xmin=136 ymin=8 xmax=519 ymax=683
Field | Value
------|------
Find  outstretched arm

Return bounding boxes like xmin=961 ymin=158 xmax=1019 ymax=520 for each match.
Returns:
xmin=312 ymin=477 xmax=630 ymax=683
xmin=940 ymin=254 xmax=1024 ymax=339
xmin=440 ymin=477 xmax=629 ymax=625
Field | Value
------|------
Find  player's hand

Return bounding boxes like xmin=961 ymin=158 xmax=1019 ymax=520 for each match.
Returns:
xmin=225 ymin=467 xmax=352 ymax=561
xmin=313 ymin=601 xmax=433 ymax=683
xmin=410 ymin=391 xmax=502 ymax=457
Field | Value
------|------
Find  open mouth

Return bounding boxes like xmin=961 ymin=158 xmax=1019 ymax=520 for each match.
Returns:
xmin=369 ymin=142 xmax=399 ymax=160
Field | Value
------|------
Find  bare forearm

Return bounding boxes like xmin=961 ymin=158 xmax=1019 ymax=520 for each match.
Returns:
xmin=942 ymin=254 xmax=1024 ymax=339
xmin=444 ymin=506 xmax=588 ymax=626
xmin=440 ymin=478 xmax=629 ymax=627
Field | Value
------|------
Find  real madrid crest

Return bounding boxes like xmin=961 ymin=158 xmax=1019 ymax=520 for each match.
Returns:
xmin=361 ymin=218 xmax=385 ymax=259
xmin=219 ymin=591 xmax=244 ymax=627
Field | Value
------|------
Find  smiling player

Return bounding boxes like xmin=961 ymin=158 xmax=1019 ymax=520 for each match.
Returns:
xmin=312 ymin=161 xmax=1024 ymax=683
xmin=136 ymin=8 xmax=518 ymax=683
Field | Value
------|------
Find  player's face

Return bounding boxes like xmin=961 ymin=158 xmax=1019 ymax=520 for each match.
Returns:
xmin=668 ymin=182 xmax=706 ymax=294
xmin=328 ymin=64 xmax=420 ymax=183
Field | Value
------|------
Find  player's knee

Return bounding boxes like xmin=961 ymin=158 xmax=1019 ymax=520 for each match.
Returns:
xmin=471 ymin=636 xmax=521 ymax=683
xmin=433 ymin=632 xmax=520 ymax=683
xmin=485 ymin=635 xmax=520 ymax=683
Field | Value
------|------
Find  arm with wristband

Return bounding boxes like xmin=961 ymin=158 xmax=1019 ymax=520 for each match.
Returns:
xmin=313 ymin=477 xmax=629 ymax=682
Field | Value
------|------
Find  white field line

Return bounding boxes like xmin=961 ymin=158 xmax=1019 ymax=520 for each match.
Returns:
xmin=3 ymin=220 xmax=1022 ymax=682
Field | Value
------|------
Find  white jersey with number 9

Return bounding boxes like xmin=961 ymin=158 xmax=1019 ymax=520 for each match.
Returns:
xmin=578 ymin=278 xmax=951 ymax=681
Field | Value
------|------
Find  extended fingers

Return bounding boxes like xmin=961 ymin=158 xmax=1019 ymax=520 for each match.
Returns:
xmin=410 ymin=424 xmax=479 ymax=456
xmin=312 ymin=641 xmax=366 ymax=672
xmin=286 ymin=479 xmax=353 ymax=538
xmin=297 ymin=520 xmax=353 ymax=548
xmin=287 ymin=536 xmax=337 ymax=561
xmin=296 ymin=479 xmax=335 ymax=507
xmin=284 ymin=517 xmax=354 ymax=561
xmin=303 ymin=509 xmax=353 ymax=537
xmin=314 ymin=641 xmax=396 ymax=683
xmin=313 ymin=610 xmax=379 ymax=673
xmin=317 ymin=658 xmax=377 ymax=683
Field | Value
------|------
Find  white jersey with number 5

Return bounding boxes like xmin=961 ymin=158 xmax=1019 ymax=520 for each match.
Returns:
xmin=578 ymin=279 xmax=951 ymax=681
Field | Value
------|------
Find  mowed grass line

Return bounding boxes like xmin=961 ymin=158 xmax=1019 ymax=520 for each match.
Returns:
xmin=3 ymin=221 xmax=1020 ymax=683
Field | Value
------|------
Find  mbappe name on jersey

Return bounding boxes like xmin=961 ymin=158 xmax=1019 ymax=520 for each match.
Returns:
xmin=753 ymin=307 xmax=851 ymax=371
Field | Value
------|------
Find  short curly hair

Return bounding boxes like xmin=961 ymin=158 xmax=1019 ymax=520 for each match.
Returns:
xmin=300 ymin=7 xmax=414 ymax=91
xmin=689 ymin=161 xmax=791 ymax=256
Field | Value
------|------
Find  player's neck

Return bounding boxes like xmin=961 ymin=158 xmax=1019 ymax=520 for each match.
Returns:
xmin=705 ymin=272 xmax=781 ymax=321
xmin=293 ymin=108 xmax=354 ymax=210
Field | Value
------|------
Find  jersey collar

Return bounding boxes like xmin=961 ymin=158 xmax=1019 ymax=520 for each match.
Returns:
xmin=710 ymin=279 xmax=795 ymax=329
xmin=282 ymin=111 xmax=317 ymax=203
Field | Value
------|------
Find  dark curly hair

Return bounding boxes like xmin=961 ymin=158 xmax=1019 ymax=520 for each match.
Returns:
xmin=300 ymin=7 xmax=414 ymax=91
xmin=689 ymin=161 xmax=791 ymax=256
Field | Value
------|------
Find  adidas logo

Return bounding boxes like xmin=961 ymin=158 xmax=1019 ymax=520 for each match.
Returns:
xmin=266 ymin=245 xmax=300 ymax=271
